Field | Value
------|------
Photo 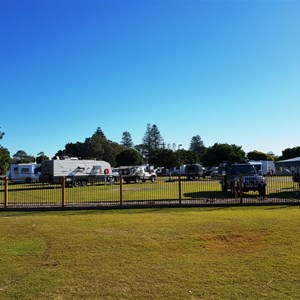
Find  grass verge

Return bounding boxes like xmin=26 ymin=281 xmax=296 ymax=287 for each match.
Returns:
xmin=0 ymin=206 xmax=299 ymax=299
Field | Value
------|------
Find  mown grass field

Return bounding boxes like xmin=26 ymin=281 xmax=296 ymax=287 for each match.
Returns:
xmin=0 ymin=206 xmax=299 ymax=299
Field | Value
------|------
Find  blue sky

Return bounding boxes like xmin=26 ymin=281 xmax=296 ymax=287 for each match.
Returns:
xmin=0 ymin=0 xmax=299 ymax=158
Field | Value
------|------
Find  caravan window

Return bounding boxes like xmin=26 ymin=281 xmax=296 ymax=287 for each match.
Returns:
xmin=92 ymin=166 xmax=102 ymax=174
xmin=21 ymin=168 xmax=30 ymax=174
xmin=13 ymin=167 xmax=19 ymax=174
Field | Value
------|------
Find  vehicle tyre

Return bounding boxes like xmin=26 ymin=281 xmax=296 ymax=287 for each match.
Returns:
xmin=259 ymin=186 xmax=266 ymax=197
xmin=134 ymin=177 xmax=140 ymax=183
xmin=40 ymin=174 xmax=51 ymax=183
xmin=25 ymin=177 xmax=32 ymax=183
xmin=231 ymin=183 xmax=237 ymax=196
xmin=73 ymin=181 xmax=80 ymax=187
xmin=81 ymin=180 xmax=87 ymax=186
xmin=221 ymin=182 xmax=227 ymax=192
xmin=150 ymin=176 xmax=155 ymax=182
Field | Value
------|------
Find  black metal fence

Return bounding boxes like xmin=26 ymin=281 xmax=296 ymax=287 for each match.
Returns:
xmin=1 ymin=175 xmax=300 ymax=210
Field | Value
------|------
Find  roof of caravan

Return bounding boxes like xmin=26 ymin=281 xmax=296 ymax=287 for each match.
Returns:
xmin=276 ymin=157 xmax=300 ymax=164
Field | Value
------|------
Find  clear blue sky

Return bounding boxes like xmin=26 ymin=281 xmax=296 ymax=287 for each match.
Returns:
xmin=1 ymin=0 xmax=299 ymax=158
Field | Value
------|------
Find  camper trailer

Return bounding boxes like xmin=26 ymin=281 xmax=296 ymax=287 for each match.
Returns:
xmin=249 ymin=160 xmax=276 ymax=176
xmin=9 ymin=163 xmax=41 ymax=183
xmin=40 ymin=159 xmax=113 ymax=187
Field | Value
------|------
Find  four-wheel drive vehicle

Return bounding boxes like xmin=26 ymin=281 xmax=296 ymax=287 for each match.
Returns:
xmin=117 ymin=165 xmax=156 ymax=183
xmin=219 ymin=163 xmax=266 ymax=196
xmin=185 ymin=164 xmax=205 ymax=180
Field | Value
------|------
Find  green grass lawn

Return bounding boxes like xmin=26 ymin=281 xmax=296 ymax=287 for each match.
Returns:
xmin=0 ymin=206 xmax=299 ymax=299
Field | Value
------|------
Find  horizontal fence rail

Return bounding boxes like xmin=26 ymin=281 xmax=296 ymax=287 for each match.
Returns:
xmin=1 ymin=175 xmax=300 ymax=210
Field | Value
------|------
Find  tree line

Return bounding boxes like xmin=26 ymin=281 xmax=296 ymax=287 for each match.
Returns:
xmin=1 ymin=125 xmax=300 ymax=174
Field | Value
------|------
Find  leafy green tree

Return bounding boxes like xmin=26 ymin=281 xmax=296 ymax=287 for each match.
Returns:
xmin=55 ymin=127 xmax=125 ymax=166
xmin=279 ymin=146 xmax=300 ymax=160
xmin=202 ymin=143 xmax=246 ymax=167
xmin=121 ymin=131 xmax=134 ymax=148
xmin=247 ymin=150 xmax=272 ymax=161
xmin=149 ymin=149 xmax=177 ymax=169
xmin=141 ymin=124 xmax=164 ymax=161
xmin=0 ymin=127 xmax=4 ymax=140
xmin=36 ymin=152 xmax=50 ymax=164
xmin=189 ymin=135 xmax=205 ymax=153
xmin=0 ymin=146 xmax=10 ymax=174
xmin=175 ymin=149 xmax=201 ymax=165
xmin=115 ymin=149 xmax=144 ymax=166
xmin=12 ymin=150 xmax=35 ymax=163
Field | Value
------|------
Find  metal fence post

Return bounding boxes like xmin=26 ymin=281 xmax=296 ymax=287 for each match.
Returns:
xmin=119 ymin=175 xmax=123 ymax=207
xmin=239 ymin=175 xmax=243 ymax=204
xmin=178 ymin=174 xmax=182 ymax=205
xmin=61 ymin=177 xmax=66 ymax=208
xmin=4 ymin=177 xmax=8 ymax=208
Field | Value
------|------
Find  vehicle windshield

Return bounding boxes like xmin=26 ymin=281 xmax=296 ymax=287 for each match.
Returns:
xmin=230 ymin=165 xmax=256 ymax=175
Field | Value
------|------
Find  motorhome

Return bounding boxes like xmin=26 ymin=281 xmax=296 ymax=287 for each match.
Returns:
xmin=40 ymin=159 xmax=113 ymax=187
xmin=9 ymin=163 xmax=41 ymax=183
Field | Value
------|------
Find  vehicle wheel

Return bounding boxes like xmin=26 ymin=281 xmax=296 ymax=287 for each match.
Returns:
xmin=25 ymin=178 xmax=32 ymax=183
xmin=125 ymin=180 xmax=130 ymax=184
xmin=231 ymin=184 xmax=237 ymax=196
xmin=81 ymin=180 xmax=87 ymax=186
xmin=41 ymin=174 xmax=51 ymax=183
xmin=150 ymin=176 xmax=155 ymax=182
xmin=258 ymin=186 xmax=266 ymax=197
xmin=73 ymin=181 xmax=80 ymax=187
xmin=134 ymin=177 xmax=140 ymax=183
xmin=221 ymin=182 xmax=227 ymax=192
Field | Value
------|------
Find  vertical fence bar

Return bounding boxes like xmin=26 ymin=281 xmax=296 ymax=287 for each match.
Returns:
xmin=61 ymin=177 xmax=66 ymax=208
xmin=4 ymin=177 xmax=8 ymax=208
xmin=178 ymin=174 xmax=182 ymax=205
xmin=119 ymin=175 xmax=123 ymax=206
xmin=239 ymin=175 xmax=243 ymax=204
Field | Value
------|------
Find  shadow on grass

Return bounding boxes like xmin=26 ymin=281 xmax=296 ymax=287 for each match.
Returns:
xmin=268 ymin=191 xmax=300 ymax=199
xmin=184 ymin=191 xmax=234 ymax=199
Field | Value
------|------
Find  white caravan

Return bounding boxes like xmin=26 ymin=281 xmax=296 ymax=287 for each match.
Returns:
xmin=40 ymin=159 xmax=113 ymax=187
xmin=9 ymin=163 xmax=41 ymax=183
xmin=249 ymin=160 xmax=276 ymax=176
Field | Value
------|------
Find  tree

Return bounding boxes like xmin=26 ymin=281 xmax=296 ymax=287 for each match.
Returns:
xmin=151 ymin=124 xmax=163 ymax=151
xmin=0 ymin=146 xmax=10 ymax=174
xmin=55 ymin=127 xmax=125 ymax=166
xmin=247 ymin=150 xmax=273 ymax=161
xmin=12 ymin=150 xmax=35 ymax=163
xmin=141 ymin=124 xmax=164 ymax=160
xmin=148 ymin=149 xmax=177 ymax=169
xmin=175 ymin=149 xmax=200 ymax=165
xmin=201 ymin=143 xmax=246 ymax=167
xmin=121 ymin=131 xmax=134 ymax=148
xmin=280 ymin=146 xmax=300 ymax=160
xmin=0 ymin=127 xmax=4 ymax=140
xmin=36 ymin=152 xmax=50 ymax=164
xmin=189 ymin=135 xmax=205 ymax=153
xmin=115 ymin=149 xmax=144 ymax=166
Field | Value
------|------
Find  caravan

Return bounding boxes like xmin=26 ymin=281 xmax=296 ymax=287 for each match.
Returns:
xmin=9 ymin=163 xmax=41 ymax=183
xmin=39 ymin=158 xmax=113 ymax=187
xmin=249 ymin=160 xmax=276 ymax=176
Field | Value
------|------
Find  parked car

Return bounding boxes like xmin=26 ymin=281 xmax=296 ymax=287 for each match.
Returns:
xmin=204 ymin=166 xmax=219 ymax=177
